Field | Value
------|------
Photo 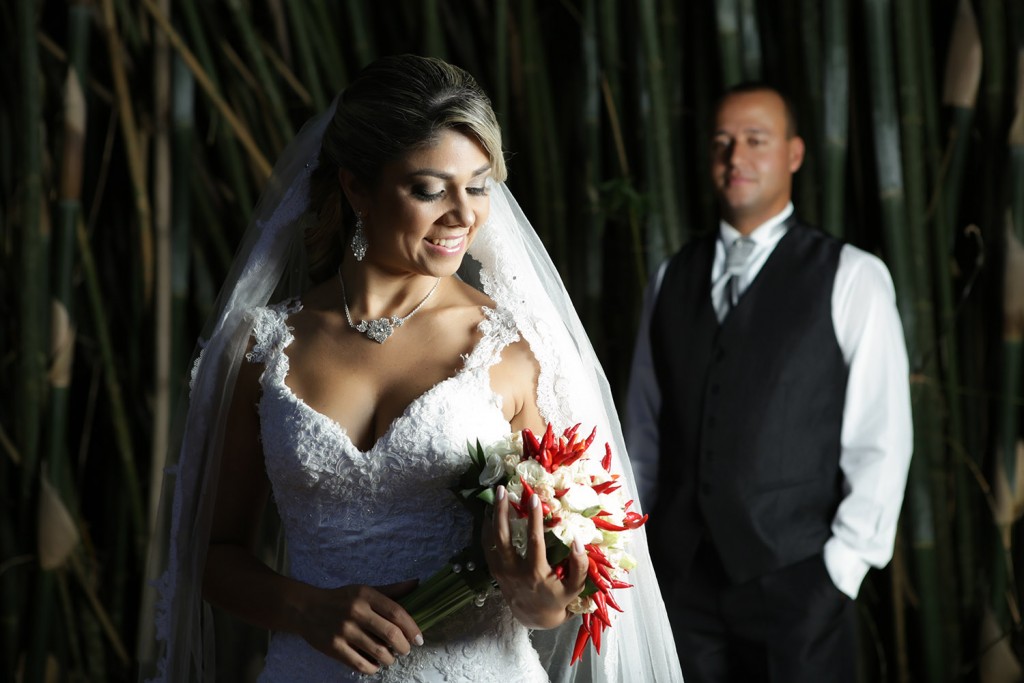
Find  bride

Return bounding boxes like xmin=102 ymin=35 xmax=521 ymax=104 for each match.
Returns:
xmin=139 ymin=54 xmax=682 ymax=682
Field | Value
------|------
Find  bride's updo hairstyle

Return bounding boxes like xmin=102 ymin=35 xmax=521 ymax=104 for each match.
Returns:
xmin=307 ymin=55 xmax=507 ymax=284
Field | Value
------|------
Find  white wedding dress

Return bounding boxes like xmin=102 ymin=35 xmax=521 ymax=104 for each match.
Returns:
xmin=248 ymin=299 xmax=549 ymax=682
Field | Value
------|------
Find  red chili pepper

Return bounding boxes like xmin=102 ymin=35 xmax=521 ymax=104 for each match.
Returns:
xmin=563 ymin=423 xmax=581 ymax=441
xmin=622 ymin=511 xmax=649 ymax=529
xmin=571 ymin=616 xmax=592 ymax=664
xmin=586 ymin=545 xmax=611 ymax=564
xmin=593 ymin=593 xmax=612 ymax=627
xmin=605 ymin=590 xmax=624 ymax=613
xmin=592 ymin=516 xmax=629 ymax=532
xmin=601 ymin=443 xmax=612 ymax=472
xmin=592 ymin=481 xmax=621 ymax=495
xmin=523 ymin=428 xmax=541 ymax=459
xmin=541 ymin=423 xmax=555 ymax=455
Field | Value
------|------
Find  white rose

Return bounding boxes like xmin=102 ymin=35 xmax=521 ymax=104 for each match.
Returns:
xmin=551 ymin=512 xmax=601 ymax=547
xmin=561 ymin=484 xmax=600 ymax=513
xmin=479 ymin=453 xmax=507 ymax=486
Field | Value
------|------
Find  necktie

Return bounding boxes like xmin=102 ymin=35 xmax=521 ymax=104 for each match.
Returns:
xmin=722 ymin=237 xmax=755 ymax=316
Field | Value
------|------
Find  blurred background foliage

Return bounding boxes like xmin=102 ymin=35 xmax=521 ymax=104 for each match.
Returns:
xmin=2 ymin=0 xmax=1024 ymax=681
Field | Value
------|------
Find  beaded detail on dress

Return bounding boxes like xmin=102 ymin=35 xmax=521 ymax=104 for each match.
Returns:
xmin=247 ymin=300 xmax=548 ymax=682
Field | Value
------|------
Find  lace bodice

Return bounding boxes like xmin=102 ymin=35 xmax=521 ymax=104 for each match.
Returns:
xmin=246 ymin=300 xmax=549 ymax=682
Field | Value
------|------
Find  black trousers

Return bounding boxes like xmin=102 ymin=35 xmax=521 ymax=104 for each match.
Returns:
xmin=665 ymin=538 xmax=857 ymax=683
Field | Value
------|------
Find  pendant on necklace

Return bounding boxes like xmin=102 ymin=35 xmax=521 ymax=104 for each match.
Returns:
xmin=356 ymin=316 xmax=403 ymax=344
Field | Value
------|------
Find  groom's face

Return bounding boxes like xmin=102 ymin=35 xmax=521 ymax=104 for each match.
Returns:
xmin=710 ymin=89 xmax=805 ymax=234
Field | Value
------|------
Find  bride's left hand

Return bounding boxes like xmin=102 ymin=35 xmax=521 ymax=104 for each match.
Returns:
xmin=482 ymin=485 xmax=588 ymax=629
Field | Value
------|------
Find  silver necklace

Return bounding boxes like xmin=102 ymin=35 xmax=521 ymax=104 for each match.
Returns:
xmin=337 ymin=269 xmax=441 ymax=344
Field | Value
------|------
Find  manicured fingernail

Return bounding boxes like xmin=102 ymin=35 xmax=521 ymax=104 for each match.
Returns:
xmin=573 ymin=537 xmax=584 ymax=554
xmin=496 ymin=485 xmax=506 ymax=501
xmin=414 ymin=634 xmax=424 ymax=647
xmin=530 ymin=493 xmax=539 ymax=509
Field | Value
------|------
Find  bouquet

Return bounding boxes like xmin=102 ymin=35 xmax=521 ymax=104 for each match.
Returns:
xmin=399 ymin=423 xmax=648 ymax=664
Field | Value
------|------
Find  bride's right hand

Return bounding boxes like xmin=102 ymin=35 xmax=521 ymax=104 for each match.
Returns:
xmin=295 ymin=580 xmax=423 ymax=674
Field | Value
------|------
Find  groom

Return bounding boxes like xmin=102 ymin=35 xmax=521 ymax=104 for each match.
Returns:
xmin=625 ymin=83 xmax=913 ymax=682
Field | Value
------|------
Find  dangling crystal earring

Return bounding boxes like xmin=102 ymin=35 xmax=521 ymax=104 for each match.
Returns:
xmin=350 ymin=213 xmax=368 ymax=262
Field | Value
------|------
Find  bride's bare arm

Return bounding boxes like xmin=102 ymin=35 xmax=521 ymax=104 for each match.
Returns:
xmin=486 ymin=338 xmax=590 ymax=628
xmin=203 ymin=358 xmax=422 ymax=674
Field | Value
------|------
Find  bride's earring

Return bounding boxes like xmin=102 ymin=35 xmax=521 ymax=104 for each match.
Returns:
xmin=350 ymin=213 xmax=368 ymax=262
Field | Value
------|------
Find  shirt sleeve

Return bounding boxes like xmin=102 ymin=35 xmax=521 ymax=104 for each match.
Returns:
xmin=823 ymin=245 xmax=914 ymax=598
xmin=625 ymin=260 xmax=669 ymax=511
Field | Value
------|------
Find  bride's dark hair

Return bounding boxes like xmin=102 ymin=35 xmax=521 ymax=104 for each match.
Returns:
xmin=306 ymin=55 xmax=506 ymax=284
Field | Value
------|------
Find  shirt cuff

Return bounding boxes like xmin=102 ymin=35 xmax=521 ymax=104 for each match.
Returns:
xmin=823 ymin=537 xmax=872 ymax=599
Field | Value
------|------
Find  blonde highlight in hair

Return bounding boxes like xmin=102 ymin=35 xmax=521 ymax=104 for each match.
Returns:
xmin=305 ymin=55 xmax=505 ymax=284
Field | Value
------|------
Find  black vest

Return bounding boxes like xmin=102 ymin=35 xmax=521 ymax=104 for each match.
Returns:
xmin=647 ymin=221 xmax=847 ymax=584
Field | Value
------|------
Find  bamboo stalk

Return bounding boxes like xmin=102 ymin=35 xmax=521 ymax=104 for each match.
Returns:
xmin=285 ymin=1 xmax=327 ymax=111
xmin=1 ymin=469 xmax=21 ymax=683
xmin=100 ymin=0 xmax=154 ymax=303
xmin=580 ymin=0 xmax=604 ymax=348
xmin=260 ymin=37 xmax=313 ymax=108
xmin=493 ymin=0 xmax=510 ymax=144
xmin=714 ymin=0 xmax=742 ymax=86
xmin=17 ymin=9 xmax=52 ymax=680
xmin=821 ymin=0 xmax=848 ymax=238
xmin=26 ymin=7 xmax=92 ymax=676
xmin=308 ymin=0 xmax=348 ymax=89
xmin=17 ymin=0 xmax=46 ymax=514
xmin=141 ymin=0 xmax=272 ymax=179
xmin=895 ymin=8 xmax=965 ymax=671
xmin=266 ymin=0 xmax=290 ymax=65
xmin=178 ymin=0 xmax=255 ymax=211
xmin=150 ymin=0 xmax=173 ymax=546
xmin=864 ymin=0 xmax=947 ymax=680
xmin=992 ymin=50 xmax=1024 ymax=642
xmin=638 ymin=0 xmax=683 ymax=255
xmin=933 ymin=0 xmax=981 ymax=628
xmin=422 ymin=0 xmax=445 ymax=59
xmin=791 ymin=0 xmax=822 ymax=227
xmin=517 ymin=0 xmax=565 ymax=266
xmin=346 ymin=0 xmax=376 ymax=67
xmin=226 ymin=0 xmax=294 ymax=145
xmin=738 ymin=0 xmax=761 ymax=80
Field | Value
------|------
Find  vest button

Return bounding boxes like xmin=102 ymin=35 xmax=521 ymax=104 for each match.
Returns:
xmin=714 ymin=347 xmax=725 ymax=362
xmin=710 ymin=384 xmax=720 ymax=395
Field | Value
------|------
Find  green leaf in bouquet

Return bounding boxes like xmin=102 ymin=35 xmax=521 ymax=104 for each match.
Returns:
xmin=545 ymin=531 xmax=571 ymax=565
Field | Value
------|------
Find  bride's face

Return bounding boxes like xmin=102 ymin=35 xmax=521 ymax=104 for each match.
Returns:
xmin=357 ymin=128 xmax=493 ymax=278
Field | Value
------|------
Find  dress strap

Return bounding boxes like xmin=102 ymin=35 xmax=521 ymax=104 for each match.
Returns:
xmin=245 ymin=298 xmax=302 ymax=365
xmin=462 ymin=306 xmax=520 ymax=371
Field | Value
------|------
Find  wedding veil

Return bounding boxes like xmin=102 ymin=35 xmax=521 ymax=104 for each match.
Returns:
xmin=137 ymin=98 xmax=682 ymax=682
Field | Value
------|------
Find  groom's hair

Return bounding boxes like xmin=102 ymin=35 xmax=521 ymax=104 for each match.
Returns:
xmin=715 ymin=81 xmax=800 ymax=139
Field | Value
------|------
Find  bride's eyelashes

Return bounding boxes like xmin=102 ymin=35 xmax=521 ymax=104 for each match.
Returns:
xmin=412 ymin=186 xmax=444 ymax=201
xmin=410 ymin=184 xmax=490 ymax=202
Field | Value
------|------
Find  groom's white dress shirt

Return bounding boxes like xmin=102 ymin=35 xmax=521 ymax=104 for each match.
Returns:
xmin=626 ymin=203 xmax=913 ymax=599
